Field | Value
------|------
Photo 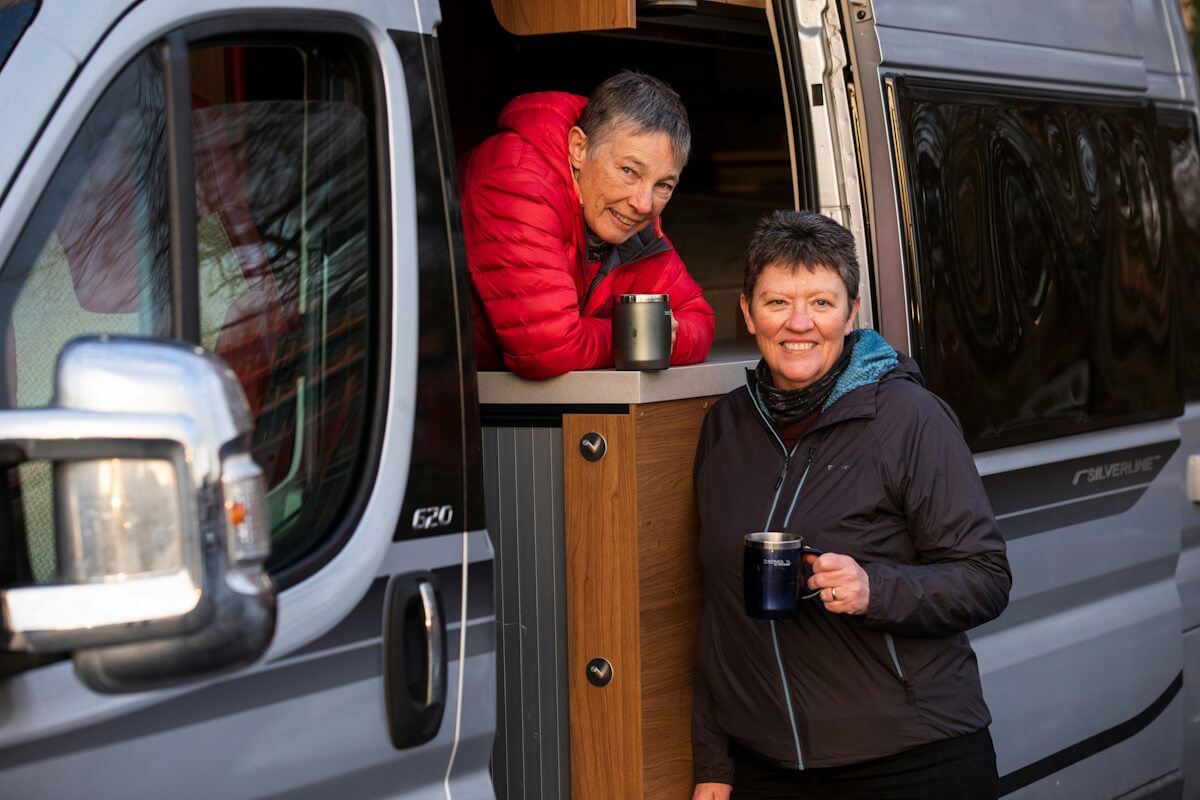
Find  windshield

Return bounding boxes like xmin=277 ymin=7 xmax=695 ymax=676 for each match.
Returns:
xmin=0 ymin=1 xmax=38 ymax=71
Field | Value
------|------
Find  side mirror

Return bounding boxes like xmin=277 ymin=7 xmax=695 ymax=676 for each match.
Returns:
xmin=0 ymin=336 xmax=275 ymax=692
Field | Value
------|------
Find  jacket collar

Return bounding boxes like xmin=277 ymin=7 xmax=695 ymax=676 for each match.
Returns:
xmin=744 ymin=329 xmax=916 ymax=433
xmin=585 ymin=224 xmax=672 ymax=266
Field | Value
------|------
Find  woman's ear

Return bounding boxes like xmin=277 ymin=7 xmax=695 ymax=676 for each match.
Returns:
xmin=567 ymin=126 xmax=588 ymax=171
xmin=844 ymin=297 xmax=862 ymax=334
xmin=740 ymin=294 xmax=757 ymax=336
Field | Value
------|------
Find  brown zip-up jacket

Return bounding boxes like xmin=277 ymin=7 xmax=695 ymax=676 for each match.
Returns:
xmin=692 ymin=335 xmax=1011 ymax=783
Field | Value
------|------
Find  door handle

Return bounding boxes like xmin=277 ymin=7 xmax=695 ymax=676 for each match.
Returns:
xmin=416 ymin=580 xmax=445 ymax=708
xmin=1189 ymin=455 xmax=1200 ymax=504
xmin=384 ymin=571 xmax=448 ymax=749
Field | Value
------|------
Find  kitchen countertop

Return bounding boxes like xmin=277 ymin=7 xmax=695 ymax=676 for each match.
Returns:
xmin=477 ymin=342 xmax=759 ymax=406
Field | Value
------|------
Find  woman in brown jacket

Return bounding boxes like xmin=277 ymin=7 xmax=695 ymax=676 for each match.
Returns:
xmin=692 ymin=210 xmax=1011 ymax=799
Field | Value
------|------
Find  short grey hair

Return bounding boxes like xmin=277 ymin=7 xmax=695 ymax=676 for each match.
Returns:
xmin=743 ymin=210 xmax=860 ymax=302
xmin=576 ymin=71 xmax=691 ymax=166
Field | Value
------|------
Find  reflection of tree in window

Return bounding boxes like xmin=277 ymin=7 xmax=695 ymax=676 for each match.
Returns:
xmin=0 ymin=50 xmax=172 ymax=582
xmin=189 ymin=40 xmax=374 ymax=574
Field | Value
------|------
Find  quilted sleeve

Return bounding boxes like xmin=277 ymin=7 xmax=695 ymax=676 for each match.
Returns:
xmin=460 ymin=159 xmax=610 ymax=379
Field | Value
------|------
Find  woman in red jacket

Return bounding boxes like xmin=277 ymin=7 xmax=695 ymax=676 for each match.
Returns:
xmin=458 ymin=71 xmax=714 ymax=379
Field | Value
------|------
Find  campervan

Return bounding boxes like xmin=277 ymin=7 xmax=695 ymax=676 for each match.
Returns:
xmin=0 ymin=1 xmax=1195 ymax=798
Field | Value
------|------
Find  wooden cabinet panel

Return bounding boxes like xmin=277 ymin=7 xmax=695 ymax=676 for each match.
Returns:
xmin=488 ymin=0 xmax=765 ymax=37
xmin=563 ymin=411 xmax=643 ymax=798
xmin=563 ymin=396 xmax=717 ymax=799
xmin=490 ymin=0 xmax=635 ymax=35
xmin=634 ymin=399 xmax=711 ymax=798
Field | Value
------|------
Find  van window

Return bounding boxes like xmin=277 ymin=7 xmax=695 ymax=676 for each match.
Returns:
xmin=890 ymin=77 xmax=1179 ymax=450
xmin=188 ymin=39 xmax=377 ymax=575
xmin=1155 ymin=110 xmax=1200 ymax=400
xmin=0 ymin=48 xmax=172 ymax=581
xmin=0 ymin=34 xmax=380 ymax=583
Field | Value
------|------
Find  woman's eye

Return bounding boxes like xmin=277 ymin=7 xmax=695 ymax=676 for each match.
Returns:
xmin=621 ymin=166 xmax=634 ymax=175
xmin=815 ymin=299 xmax=830 ymax=308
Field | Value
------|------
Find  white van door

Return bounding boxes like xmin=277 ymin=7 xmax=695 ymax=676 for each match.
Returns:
xmin=0 ymin=1 xmax=493 ymax=797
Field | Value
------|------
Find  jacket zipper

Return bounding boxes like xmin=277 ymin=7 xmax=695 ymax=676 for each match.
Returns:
xmin=884 ymin=632 xmax=917 ymax=704
xmin=749 ymin=387 xmax=802 ymax=530
xmin=768 ymin=447 xmax=817 ymax=770
xmin=747 ymin=385 xmax=822 ymax=769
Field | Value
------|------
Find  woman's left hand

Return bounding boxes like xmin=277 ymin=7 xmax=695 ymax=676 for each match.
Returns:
xmin=804 ymin=553 xmax=870 ymax=615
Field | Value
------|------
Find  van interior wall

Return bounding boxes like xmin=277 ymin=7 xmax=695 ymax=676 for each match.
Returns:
xmin=436 ymin=0 xmax=795 ymax=347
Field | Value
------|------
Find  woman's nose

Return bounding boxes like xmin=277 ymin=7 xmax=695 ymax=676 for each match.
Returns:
xmin=786 ymin=306 xmax=813 ymax=331
xmin=629 ymin=183 xmax=655 ymax=215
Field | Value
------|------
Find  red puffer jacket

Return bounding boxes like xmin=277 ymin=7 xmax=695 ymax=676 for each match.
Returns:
xmin=458 ymin=92 xmax=714 ymax=379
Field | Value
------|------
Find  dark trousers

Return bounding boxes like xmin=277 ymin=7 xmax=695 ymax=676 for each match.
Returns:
xmin=731 ymin=728 xmax=999 ymax=800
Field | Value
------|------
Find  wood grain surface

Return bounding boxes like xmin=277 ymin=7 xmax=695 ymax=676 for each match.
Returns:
xmin=563 ymin=397 xmax=719 ymax=798
xmin=490 ymin=0 xmax=635 ymax=35
xmin=635 ymin=398 xmax=715 ymax=798
xmin=563 ymin=411 xmax=643 ymax=799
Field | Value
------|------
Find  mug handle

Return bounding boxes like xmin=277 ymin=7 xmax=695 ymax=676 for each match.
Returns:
xmin=800 ymin=545 xmax=824 ymax=601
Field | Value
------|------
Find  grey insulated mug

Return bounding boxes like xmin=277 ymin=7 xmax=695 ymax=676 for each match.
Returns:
xmin=612 ymin=294 xmax=671 ymax=371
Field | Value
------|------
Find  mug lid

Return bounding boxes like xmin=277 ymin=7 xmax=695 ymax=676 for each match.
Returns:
xmin=744 ymin=531 xmax=803 ymax=550
xmin=614 ymin=293 xmax=669 ymax=303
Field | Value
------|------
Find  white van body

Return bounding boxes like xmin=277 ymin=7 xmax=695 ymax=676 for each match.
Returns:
xmin=0 ymin=1 xmax=1197 ymax=798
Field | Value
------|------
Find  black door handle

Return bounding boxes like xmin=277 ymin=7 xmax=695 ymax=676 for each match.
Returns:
xmin=384 ymin=571 xmax=447 ymax=749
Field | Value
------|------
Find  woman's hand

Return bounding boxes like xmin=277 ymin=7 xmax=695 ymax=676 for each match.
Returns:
xmin=693 ymin=782 xmax=733 ymax=800
xmin=805 ymin=552 xmax=870 ymax=615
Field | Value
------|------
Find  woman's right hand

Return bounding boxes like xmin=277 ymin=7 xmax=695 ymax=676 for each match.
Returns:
xmin=693 ymin=782 xmax=733 ymax=800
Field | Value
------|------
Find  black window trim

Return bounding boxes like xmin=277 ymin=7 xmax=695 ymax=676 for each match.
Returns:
xmin=388 ymin=29 xmax=488 ymax=542
xmin=162 ymin=30 xmax=200 ymax=343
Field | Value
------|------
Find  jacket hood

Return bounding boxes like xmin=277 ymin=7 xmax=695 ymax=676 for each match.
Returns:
xmin=496 ymin=91 xmax=587 ymax=196
xmin=823 ymin=328 xmax=909 ymax=410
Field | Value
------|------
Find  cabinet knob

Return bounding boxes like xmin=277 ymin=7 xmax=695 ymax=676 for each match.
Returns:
xmin=580 ymin=432 xmax=607 ymax=462
xmin=586 ymin=657 xmax=613 ymax=687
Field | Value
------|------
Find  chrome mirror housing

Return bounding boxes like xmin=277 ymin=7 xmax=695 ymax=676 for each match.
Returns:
xmin=0 ymin=410 xmax=206 ymax=651
xmin=0 ymin=336 xmax=276 ymax=692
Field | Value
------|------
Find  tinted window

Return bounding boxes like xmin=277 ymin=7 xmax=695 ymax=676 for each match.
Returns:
xmin=1155 ymin=110 xmax=1200 ymax=400
xmin=188 ymin=38 xmax=377 ymax=574
xmin=891 ymin=78 xmax=1179 ymax=450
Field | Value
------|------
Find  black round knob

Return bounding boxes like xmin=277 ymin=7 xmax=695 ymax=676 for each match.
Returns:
xmin=586 ymin=657 xmax=613 ymax=687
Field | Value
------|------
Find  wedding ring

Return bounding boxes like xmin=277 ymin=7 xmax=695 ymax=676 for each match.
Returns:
xmin=831 ymin=587 xmax=838 ymax=601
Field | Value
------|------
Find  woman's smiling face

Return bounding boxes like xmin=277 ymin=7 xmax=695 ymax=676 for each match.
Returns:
xmin=741 ymin=263 xmax=859 ymax=391
xmin=569 ymin=125 xmax=681 ymax=245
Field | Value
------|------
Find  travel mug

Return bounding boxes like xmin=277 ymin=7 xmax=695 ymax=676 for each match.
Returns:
xmin=743 ymin=532 xmax=823 ymax=619
xmin=612 ymin=294 xmax=672 ymax=370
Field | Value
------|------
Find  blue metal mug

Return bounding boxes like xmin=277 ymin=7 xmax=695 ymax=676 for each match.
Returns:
xmin=743 ymin=532 xmax=823 ymax=619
